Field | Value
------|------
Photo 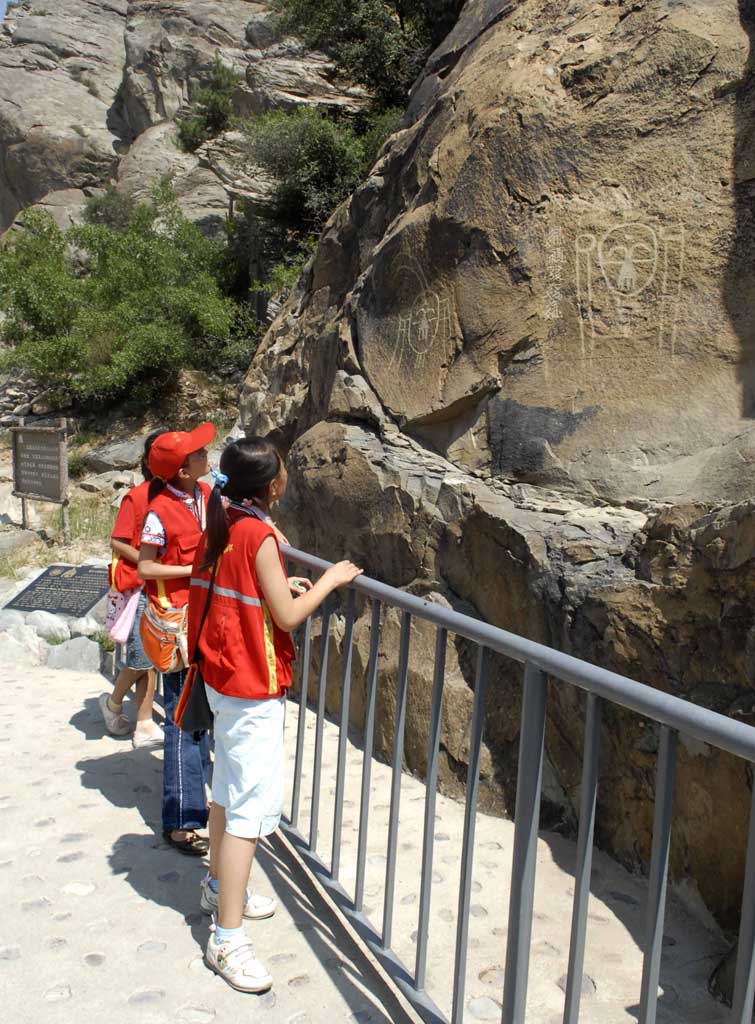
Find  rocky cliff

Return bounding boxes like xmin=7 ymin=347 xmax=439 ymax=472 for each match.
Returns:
xmin=0 ymin=0 xmax=364 ymax=233
xmin=241 ymin=0 xmax=755 ymax=934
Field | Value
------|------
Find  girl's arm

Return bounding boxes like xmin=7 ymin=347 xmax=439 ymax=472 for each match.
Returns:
xmin=256 ymin=536 xmax=361 ymax=632
xmin=137 ymin=543 xmax=193 ymax=581
xmin=112 ymin=537 xmax=140 ymax=563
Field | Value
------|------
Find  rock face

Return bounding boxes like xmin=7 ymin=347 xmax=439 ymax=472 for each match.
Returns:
xmin=243 ymin=0 xmax=752 ymax=507
xmin=0 ymin=0 xmax=365 ymax=234
xmin=241 ymin=0 xmax=755 ymax=931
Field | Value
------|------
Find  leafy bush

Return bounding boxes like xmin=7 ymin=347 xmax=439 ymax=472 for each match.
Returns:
xmin=83 ymin=184 xmax=136 ymax=231
xmin=272 ymin=0 xmax=461 ymax=107
xmin=177 ymin=54 xmax=242 ymax=152
xmin=0 ymin=185 xmax=248 ymax=407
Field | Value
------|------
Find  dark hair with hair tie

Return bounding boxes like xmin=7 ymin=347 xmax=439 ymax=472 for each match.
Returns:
xmin=141 ymin=428 xmax=168 ymax=482
xmin=201 ymin=437 xmax=282 ymax=571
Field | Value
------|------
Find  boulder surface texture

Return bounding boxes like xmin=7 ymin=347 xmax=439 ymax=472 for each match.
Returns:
xmin=241 ymin=0 xmax=755 ymax=932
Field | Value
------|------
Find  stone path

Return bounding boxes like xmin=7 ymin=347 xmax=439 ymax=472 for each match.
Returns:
xmin=0 ymin=666 xmax=412 ymax=1024
xmin=0 ymin=660 xmax=733 ymax=1024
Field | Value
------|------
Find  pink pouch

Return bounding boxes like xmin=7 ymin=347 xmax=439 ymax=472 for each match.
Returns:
xmin=107 ymin=587 xmax=141 ymax=644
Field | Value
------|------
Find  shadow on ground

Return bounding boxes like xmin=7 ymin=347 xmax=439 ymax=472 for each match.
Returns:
xmin=69 ymin=694 xmax=411 ymax=1023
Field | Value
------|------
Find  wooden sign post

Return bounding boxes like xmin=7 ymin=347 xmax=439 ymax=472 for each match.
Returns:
xmin=11 ymin=417 xmax=71 ymax=543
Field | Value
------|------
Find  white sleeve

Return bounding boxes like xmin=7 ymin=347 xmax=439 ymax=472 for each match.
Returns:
xmin=141 ymin=511 xmax=166 ymax=549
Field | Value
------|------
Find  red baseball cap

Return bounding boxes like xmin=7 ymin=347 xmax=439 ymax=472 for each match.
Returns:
xmin=147 ymin=422 xmax=215 ymax=480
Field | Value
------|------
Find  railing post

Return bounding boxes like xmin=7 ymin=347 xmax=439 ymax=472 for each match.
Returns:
xmin=563 ymin=693 xmax=602 ymax=1024
xmin=309 ymin=602 xmax=332 ymax=853
xmin=382 ymin=609 xmax=412 ymax=950
xmin=451 ymin=646 xmax=490 ymax=1024
xmin=733 ymin=783 xmax=755 ymax=1023
xmin=638 ymin=725 xmax=677 ymax=1024
xmin=501 ymin=663 xmax=547 ymax=1024
xmin=355 ymin=600 xmax=381 ymax=913
xmin=415 ymin=626 xmax=447 ymax=992
xmin=290 ymin=615 xmax=312 ymax=828
xmin=331 ymin=589 xmax=356 ymax=881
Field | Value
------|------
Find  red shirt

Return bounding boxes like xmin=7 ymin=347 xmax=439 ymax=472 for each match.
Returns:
xmin=188 ymin=508 xmax=295 ymax=699
xmin=110 ymin=481 xmax=150 ymax=593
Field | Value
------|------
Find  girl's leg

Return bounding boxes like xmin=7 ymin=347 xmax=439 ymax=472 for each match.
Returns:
xmin=217 ymin=832 xmax=258 ymax=930
xmin=208 ymin=801 xmax=226 ymax=880
xmin=134 ymin=669 xmax=156 ymax=722
xmin=111 ymin=666 xmax=141 ymax=706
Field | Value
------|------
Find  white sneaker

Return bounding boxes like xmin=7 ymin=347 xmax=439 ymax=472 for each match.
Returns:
xmin=200 ymin=873 xmax=276 ymax=920
xmin=205 ymin=931 xmax=273 ymax=993
xmin=132 ymin=722 xmax=164 ymax=750
xmin=98 ymin=693 xmax=131 ymax=736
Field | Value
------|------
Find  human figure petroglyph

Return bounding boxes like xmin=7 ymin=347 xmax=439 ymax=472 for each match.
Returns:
xmin=575 ymin=213 xmax=685 ymax=365
xmin=388 ymin=258 xmax=452 ymax=373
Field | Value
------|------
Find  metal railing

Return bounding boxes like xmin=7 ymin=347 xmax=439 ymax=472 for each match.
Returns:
xmin=280 ymin=544 xmax=755 ymax=1024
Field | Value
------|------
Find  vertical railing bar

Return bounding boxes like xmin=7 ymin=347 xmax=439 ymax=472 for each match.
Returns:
xmin=382 ymin=609 xmax=412 ymax=950
xmin=638 ymin=725 xmax=677 ymax=1024
xmin=354 ymin=600 xmax=381 ymax=913
xmin=331 ymin=589 xmax=357 ymax=882
xmin=563 ymin=693 xmax=602 ymax=1024
xmin=732 ymin=782 xmax=755 ymax=1023
xmin=450 ymin=646 xmax=490 ymax=1024
xmin=290 ymin=614 xmax=312 ymax=828
xmin=415 ymin=627 xmax=448 ymax=991
xmin=501 ymin=662 xmax=548 ymax=1024
xmin=309 ymin=603 xmax=332 ymax=854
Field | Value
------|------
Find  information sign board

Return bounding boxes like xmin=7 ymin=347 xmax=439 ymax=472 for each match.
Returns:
xmin=5 ymin=564 xmax=109 ymax=617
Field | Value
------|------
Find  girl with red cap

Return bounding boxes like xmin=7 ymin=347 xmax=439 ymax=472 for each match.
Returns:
xmin=138 ymin=422 xmax=215 ymax=855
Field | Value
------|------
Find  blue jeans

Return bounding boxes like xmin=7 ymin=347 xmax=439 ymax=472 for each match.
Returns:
xmin=161 ymin=669 xmax=211 ymax=833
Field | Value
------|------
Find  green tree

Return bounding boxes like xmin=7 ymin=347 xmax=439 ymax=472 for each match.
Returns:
xmin=177 ymin=54 xmax=242 ymax=152
xmin=0 ymin=185 xmax=251 ymax=407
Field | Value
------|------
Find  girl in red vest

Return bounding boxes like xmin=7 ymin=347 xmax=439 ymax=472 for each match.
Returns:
xmin=188 ymin=437 xmax=361 ymax=992
xmin=138 ymin=422 xmax=215 ymax=856
xmin=99 ymin=429 xmax=165 ymax=749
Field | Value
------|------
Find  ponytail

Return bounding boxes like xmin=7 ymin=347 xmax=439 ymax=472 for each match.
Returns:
xmin=148 ymin=477 xmax=167 ymax=503
xmin=201 ymin=482 xmax=229 ymax=571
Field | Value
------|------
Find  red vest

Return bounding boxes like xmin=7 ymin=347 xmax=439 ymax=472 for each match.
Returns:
xmin=110 ymin=481 xmax=150 ymax=592
xmin=144 ymin=482 xmax=210 ymax=609
xmin=188 ymin=509 xmax=295 ymax=700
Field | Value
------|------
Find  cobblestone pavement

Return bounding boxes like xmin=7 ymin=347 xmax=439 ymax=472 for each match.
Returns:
xmin=0 ymin=667 xmax=412 ymax=1024
xmin=0 ymin=663 xmax=733 ymax=1024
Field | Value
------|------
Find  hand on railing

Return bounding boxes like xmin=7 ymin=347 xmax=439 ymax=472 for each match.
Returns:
xmin=322 ymin=560 xmax=363 ymax=589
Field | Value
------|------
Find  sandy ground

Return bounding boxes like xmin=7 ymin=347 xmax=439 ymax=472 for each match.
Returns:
xmin=0 ymin=662 xmax=732 ymax=1024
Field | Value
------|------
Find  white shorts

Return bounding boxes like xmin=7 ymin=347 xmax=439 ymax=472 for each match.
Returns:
xmin=205 ymin=687 xmax=285 ymax=839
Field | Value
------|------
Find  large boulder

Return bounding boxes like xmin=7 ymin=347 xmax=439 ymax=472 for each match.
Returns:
xmin=0 ymin=0 xmax=128 ymax=231
xmin=242 ymin=0 xmax=752 ymax=507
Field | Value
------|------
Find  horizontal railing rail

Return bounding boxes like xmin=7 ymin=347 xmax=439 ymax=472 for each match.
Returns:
xmin=279 ymin=543 xmax=755 ymax=1024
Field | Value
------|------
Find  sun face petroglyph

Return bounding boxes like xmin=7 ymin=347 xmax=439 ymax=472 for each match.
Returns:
xmin=389 ymin=259 xmax=452 ymax=373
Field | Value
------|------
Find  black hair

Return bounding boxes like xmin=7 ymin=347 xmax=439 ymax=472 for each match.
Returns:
xmin=201 ymin=437 xmax=282 ymax=571
xmin=141 ymin=428 xmax=167 ymax=482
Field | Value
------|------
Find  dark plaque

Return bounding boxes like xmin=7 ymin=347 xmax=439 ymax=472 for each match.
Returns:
xmin=5 ymin=564 xmax=110 ymax=617
xmin=12 ymin=424 xmax=67 ymax=504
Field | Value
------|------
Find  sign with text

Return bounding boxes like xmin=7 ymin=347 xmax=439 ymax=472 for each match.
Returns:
xmin=12 ymin=423 xmax=68 ymax=504
xmin=5 ymin=564 xmax=109 ymax=617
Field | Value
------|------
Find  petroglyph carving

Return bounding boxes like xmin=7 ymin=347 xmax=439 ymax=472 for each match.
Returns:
xmin=389 ymin=259 xmax=452 ymax=373
xmin=575 ymin=213 xmax=685 ymax=364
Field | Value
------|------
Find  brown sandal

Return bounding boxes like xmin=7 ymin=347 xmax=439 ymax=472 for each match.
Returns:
xmin=162 ymin=830 xmax=209 ymax=856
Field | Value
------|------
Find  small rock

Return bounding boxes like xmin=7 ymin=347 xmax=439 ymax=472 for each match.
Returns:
xmin=68 ymin=615 xmax=100 ymax=638
xmin=47 ymin=938 xmax=67 ymax=951
xmin=127 ymin=989 xmax=165 ymax=1005
xmin=0 ymin=946 xmax=21 ymax=960
xmin=83 ymin=952 xmax=106 ymax=966
xmin=556 ymin=973 xmax=596 ymax=997
xmin=57 ymin=851 xmax=84 ymax=864
xmin=44 ymin=984 xmax=72 ymax=1003
xmin=47 ymin=636 xmax=101 ymax=673
xmin=467 ymin=995 xmax=502 ymax=1020
xmin=470 ymin=904 xmax=488 ymax=918
xmin=62 ymin=882 xmax=96 ymax=896
xmin=21 ymin=897 xmax=52 ymax=912
xmin=287 ymin=974 xmax=310 ymax=988
xmin=259 ymin=991 xmax=277 ymax=1010
xmin=27 ymin=610 xmax=71 ymax=643
xmin=137 ymin=940 xmax=167 ymax=954
xmin=479 ymin=965 xmax=505 ymax=986
xmin=85 ymin=437 xmax=147 ymax=473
